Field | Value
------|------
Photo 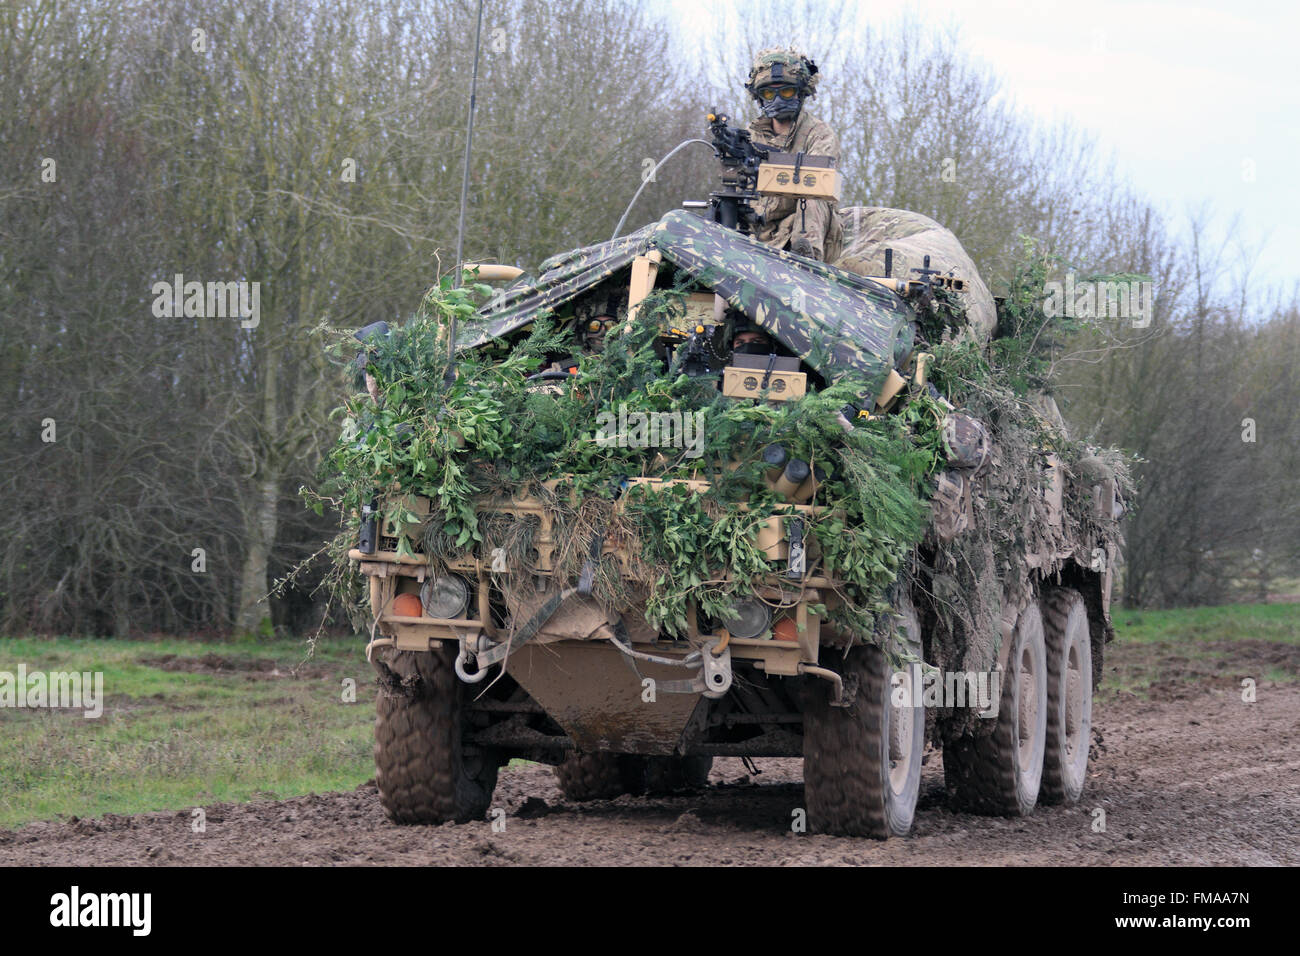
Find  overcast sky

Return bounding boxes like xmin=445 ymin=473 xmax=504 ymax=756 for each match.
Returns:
xmin=665 ymin=0 xmax=1299 ymax=290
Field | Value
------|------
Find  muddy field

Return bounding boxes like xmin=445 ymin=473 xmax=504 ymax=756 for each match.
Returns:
xmin=4 ymin=653 xmax=1296 ymax=866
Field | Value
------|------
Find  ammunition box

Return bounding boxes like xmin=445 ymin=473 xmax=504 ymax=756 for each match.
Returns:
xmin=723 ymin=366 xmax=807 ymax=401
xmin=756 ymin=152 xmax=841 ymax=201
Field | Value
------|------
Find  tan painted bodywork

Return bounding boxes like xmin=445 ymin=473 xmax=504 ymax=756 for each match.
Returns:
xmin=722 ymin=366 xmax=807 ymax=401
xmin=756 ymin=161 xmax=842 ymax=201
xmin=463 ymin=263 xmax=524 ymax=282
xmin=356 ymin=480 xmax=827 ymax=683
xmin=504 ymin=641 xmax=704 ymax=753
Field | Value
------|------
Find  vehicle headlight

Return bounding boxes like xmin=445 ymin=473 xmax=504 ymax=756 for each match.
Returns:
xmin=421 ymin=575 xmax=470 ymax=620
xmin=726 ymin=598 xmax=771 ymax=639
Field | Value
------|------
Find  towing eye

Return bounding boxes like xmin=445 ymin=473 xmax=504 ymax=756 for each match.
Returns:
xmin=454 ymin=587 xmax=576 ymax=683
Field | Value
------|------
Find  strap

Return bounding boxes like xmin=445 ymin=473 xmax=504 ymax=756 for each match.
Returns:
xmin=607 ymin=625 xmax=706 ymax=695
xmin=475 ymin=587 xmax=575 ymax=667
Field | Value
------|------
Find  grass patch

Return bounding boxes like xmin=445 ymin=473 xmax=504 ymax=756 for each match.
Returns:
xmin=1111 ymin=602 xmax=1300 ymax=645
xmin=0 ymin=634 xmax=375 ymax=829
xmin=4 ymin=603 xmax=1295 ymax=827
xmin=1107 ymin=603 xmax=1300 ymax=697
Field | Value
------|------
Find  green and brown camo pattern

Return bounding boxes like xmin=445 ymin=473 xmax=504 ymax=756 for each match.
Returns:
xmin=463 ymin=210 xmax=915 ymax=392
xmin=745 ymin=47 xmax=820 ymax=96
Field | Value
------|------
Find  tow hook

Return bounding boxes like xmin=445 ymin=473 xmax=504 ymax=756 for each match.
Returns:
xmin=799 ymin=663 xmax=847 ymax=706
xmin=454 ymin=636 xmax=489 ymax=683
xmin=701 ymin=639 xmax=733 ymax=699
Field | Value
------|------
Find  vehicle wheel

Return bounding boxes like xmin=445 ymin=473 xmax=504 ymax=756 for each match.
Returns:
xmin=643 ymin=755 xmax=714 ymax=794
xmin=680 ymin=755 xmax=714 ymax=788
xmin=373 ymin=645 xmax=499 ymax=824
xmin=1040 ymin=588 xmax=1092 ymax=804
xmin=554 ymin=753 xmax=648 ymax=801
xmin=943 ymin=596 xmax=1047 ymax=816
xmin=803 ymin=594 xmax=925 ymax=838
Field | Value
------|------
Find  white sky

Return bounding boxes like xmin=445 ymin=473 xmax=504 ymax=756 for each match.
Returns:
xmin=664 ymin=0 xmax=1300 ymax=289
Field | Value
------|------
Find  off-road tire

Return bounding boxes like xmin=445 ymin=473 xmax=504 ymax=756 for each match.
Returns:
xmin=554 ymin=753 xmax=648 ymax=801
xmin=373 ymin=646 xmax=499 ymax=824
xmin=803 ymin=596 xmax=925 ymax=838
xmin=943 ymin=597 xmax=1047 ymax=816
xmin=1040 ymin=588 xmax=1092 ymax=805
xmin=643 ymin=755 xmax=713 ymax=794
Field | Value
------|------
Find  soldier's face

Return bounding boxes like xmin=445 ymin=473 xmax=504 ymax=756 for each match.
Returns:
xmin=756 ymin=84 xmax=801 ymax=119
xmin=733 ymin=330 xmax=774 ymax=354
xmin=583 ymin=315 xmax=615 ymax=351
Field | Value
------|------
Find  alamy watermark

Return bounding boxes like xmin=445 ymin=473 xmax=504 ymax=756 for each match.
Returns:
xmin=0 ymin=665 xmax=104 ymax=718
xmin=891 ymin=665 xmax=1000 ymax=717
xmin=151 ymin=273 xmax=260 ymax=328
xmin=1043 ymin=273 xmax=1153 ymax=328
xmin=50 ymin=886 xmax=150 ymax=936
xmin=594 ymin=404 xmax=705 ymax=459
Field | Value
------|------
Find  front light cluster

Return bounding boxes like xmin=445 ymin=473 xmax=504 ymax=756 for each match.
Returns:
xmin=726 ymin=598 xmax=772 ymax=639
xmin=420 ymin=575 xmax=470 ymax=620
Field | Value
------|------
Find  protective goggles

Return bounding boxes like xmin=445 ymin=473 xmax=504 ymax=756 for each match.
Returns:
xmin=756 ymin=85 xmax=800 ymax=103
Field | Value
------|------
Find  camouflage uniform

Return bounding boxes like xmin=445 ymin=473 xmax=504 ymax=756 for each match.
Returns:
xmin=748 ymin=111 xmax=844 ymax=263
xmin=743 ymin=48 xmax=843 ymax=263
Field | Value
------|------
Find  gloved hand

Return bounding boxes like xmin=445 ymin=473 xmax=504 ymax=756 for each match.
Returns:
xmin=790 ymin=236 xmax=821 ymax=260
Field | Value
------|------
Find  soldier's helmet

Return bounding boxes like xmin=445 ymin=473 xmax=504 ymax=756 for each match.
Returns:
xmin=745 ymin=47 xmax=820 ymax=117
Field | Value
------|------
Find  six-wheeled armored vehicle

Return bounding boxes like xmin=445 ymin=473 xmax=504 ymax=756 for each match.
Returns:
xmin=343 ymin=116 xmax=1126 ymax=838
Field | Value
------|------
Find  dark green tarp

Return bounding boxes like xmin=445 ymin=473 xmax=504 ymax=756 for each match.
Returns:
xmin=463 ymin=209 xmax=914 ymax=389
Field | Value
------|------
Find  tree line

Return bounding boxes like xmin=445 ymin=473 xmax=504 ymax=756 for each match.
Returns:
xmin=2 ymin=0 xmax=1296 ymax=636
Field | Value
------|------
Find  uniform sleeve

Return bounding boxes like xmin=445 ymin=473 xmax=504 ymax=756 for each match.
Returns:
xmin=801 ymin=119 xmax=840 ymax=166
xmin=789 ymin=118 xmax=842 ymax=261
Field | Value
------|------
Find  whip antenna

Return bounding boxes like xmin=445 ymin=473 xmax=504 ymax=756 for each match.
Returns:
xmin=447 ymin=0 xmax=486 ymax=382
xmin=611 ymin=138 xmax=712 ymax=241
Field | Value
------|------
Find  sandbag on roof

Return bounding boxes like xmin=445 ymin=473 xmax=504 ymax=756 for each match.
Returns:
xmin=835 ymin=206 xmax=997 ymax=342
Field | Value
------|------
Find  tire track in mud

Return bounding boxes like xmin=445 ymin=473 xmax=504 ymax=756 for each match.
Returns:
xmin=2 ymin=681 xmax=1296 ymax=866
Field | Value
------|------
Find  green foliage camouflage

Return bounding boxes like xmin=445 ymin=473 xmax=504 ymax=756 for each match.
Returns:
xmin=310 ymin=243 xmax=1133 ymax=670
xmin=312 ymin=275 xmax=943 ymax=642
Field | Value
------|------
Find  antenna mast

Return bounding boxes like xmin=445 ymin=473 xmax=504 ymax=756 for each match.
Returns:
xmin=447 ymin=0 xmax=486 ymax=380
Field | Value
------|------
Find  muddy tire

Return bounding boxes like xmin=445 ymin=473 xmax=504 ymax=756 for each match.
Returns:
xmin=943 ymin=597 xmax=1047 ymax=816
xmin=1040 ymin=588 xmax=1092 ymax=804
xmin=680 ymin=755 xmax=714 ymax=788
xmin=803 ymin=595 xmax=925 ymax=838
xmin=554 ymin=753 xmax=647 ymax=801
xmin=373 ymin=646 xmax=499 ymax=825
xmin=643 ymin=755 xmax=714 ymax=794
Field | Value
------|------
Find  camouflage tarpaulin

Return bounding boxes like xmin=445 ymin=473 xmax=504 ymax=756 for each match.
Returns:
xmin=464 ymin=210 xmax=915 ymax=390
xmin=459 ymin=227 xmax=653 ymax=348
xmin=836 ymin=206 xmax=997 ymax=342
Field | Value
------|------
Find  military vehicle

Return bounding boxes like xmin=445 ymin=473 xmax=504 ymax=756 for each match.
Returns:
xmin=342 ymin=111 xmax=1127 ymax=838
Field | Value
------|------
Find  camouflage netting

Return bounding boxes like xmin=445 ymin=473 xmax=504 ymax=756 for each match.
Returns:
xmin=913 ymin=315 xmax=1132 ymax=739
xmin=835 ymin=206 xmax=997 ymax=342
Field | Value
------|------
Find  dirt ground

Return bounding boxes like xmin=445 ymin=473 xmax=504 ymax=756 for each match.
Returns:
xmin=4 ymin=656 xmax=1296 ymax=866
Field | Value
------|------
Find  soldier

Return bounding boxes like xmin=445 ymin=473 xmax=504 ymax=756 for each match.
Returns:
xmin=730 ymin=318 xmax=777 ymax=356
xmin=745 ymin=47 xmax=844 ymax=263
xmin=573 ymin=289 xmax=624 ymax=353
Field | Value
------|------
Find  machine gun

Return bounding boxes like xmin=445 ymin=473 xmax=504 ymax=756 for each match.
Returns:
xmin=704 ymin=108 xmax=842 ymax=236
xmin=705 ymin=109 xmax=769 ymax=233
